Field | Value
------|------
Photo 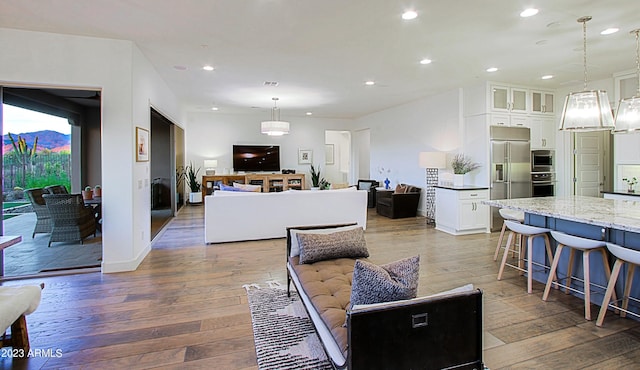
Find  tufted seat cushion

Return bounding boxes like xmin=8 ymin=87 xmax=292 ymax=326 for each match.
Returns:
xmin=289 ymin=256 xmax=360 ymax=357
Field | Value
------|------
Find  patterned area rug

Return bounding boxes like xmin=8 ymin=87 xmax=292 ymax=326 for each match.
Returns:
xmin=244 ymin=281 xmax=334 ymax=370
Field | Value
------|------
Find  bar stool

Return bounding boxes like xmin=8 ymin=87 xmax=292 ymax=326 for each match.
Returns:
xmin=542 ymin=231 xmax=614 ymax=321
xmin=596 ymin=242 xmax=640 ymax=327
xmin=493 ymin=208 xmax=525 ymax=261
xmin=497 ymin=220 xmax=553 ymax=294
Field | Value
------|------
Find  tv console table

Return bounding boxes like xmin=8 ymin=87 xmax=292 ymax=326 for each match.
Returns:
xmin=202 ymin=173 xmax=305 ymax=197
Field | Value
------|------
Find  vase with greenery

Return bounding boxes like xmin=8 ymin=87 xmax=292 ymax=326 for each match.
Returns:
xmin=185 ymin=162 xmax=202 ymax=203
xmin=451 ymin=154 xmax=480 ymax=186
xmin=623 ymin=177 xmax=638 ymax=193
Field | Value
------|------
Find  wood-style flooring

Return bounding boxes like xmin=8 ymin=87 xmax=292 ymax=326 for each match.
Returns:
xmin=3 ymin=206 xmax=640 ymax=369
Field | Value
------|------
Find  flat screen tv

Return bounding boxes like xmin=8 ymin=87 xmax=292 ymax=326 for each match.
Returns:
xmin=233 ymin=145 xmax=280 ymax=172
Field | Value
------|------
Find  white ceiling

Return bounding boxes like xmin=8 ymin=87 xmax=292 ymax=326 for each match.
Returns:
xmin=1 ymin=0 xmax=639 ymax=119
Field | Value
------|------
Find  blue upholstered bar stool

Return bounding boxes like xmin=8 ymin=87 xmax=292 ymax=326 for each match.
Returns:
xmin=542 ymin=231 xmax=614 ymax=321
xmin=596 ymin=243 xmax=640 ymax=327
xmin=497 ymin=220 xmax=553 ymax=294
xmin=493 ymin=208 xmax=525 ymax=261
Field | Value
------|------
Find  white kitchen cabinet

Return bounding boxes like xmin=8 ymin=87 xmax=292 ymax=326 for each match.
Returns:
xmin=490 ymin=114 xmax=529 ymax=128
xmin=491 ymin=84 xmax=528 ymax=113
xmin=435 ymin=187 xmax=489 ymax=235
xmin=531 ymin=90 xmax=555 ymax=115
xmin=530 ymin=117 xmax=556 ymax=149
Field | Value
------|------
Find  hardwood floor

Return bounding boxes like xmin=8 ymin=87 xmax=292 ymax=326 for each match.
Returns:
xmin=3 ymin=206 xmax=640 ymax=369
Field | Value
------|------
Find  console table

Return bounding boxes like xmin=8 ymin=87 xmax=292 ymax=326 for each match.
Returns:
xmin=202 ymin=173 xmax=305 ymax=197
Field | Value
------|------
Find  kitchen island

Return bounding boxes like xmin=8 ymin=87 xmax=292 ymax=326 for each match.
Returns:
xmin=484 ymin=195 xmax=640 ymax=319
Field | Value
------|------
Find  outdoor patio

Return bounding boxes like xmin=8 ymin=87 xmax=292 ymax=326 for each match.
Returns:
xmin=2 ymin=208 xmax=102 ymax=277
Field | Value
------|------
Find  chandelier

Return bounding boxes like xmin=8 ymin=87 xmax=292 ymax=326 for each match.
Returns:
xmin=559 ymin=16 xmax=615 ymax=131
xmin=613 ymin=29 xmax=640 ymax=134
xmin=261 ymin=97 xmax=290 ymax=136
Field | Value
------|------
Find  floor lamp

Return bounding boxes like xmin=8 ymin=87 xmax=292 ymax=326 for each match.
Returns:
xmin=419 ymin=152 xmax=446 ymax=225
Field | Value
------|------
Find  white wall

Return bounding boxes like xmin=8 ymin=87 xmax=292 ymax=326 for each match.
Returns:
xmin=0 ymin=28 xmax=182 ymax=272
xmin=353 ymin=89 xmax=463 ymax=214
xmin=185 ymin=112 xmax=352 ymax=188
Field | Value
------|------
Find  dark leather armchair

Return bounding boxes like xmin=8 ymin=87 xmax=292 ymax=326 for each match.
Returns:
xmin=357 ymin=179 xmax=379 ymax=208
xmin=376 ymin=184 xmax=422 ymax=219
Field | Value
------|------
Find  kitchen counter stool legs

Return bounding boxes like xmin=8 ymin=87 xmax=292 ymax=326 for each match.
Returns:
xmin=493 ymin=208 xmax=525 ymax=261
xmin=497 ymin=220 xmax=553 ymax=294
xmin=596 ymin=243 xmax=640 ymax=327
xmin=543 ymin=231 xmax=614 ymax=321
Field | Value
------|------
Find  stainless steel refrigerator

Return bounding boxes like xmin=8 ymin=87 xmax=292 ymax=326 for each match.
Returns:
xmin=490 ymin=126 xmax=531 ymax=231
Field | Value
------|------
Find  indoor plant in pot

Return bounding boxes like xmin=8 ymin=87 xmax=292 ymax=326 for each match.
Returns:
xmin=82 ymin=186 xmax=93 ymax=200
xmin=451 ymin=154 xmax=480 ymax=187
xmin=309 ymin=164 xmax=330 ymax=190
xmin=186 ymin=162 xmax=202 ymax=203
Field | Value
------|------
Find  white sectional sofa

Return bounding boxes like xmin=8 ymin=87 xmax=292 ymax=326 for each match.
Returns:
xmin=204 ymin=188 xmax=368 ymax=243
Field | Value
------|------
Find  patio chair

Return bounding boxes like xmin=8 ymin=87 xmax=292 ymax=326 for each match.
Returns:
xmin=24 ymin=188 xmax=52 ymax=238
xmin=42 ymin=194 xmax=97 ymax=247
xmin=44 ymin=185 xmax=69 ymax=194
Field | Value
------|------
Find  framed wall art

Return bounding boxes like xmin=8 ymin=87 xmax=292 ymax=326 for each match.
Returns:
xmin=136 ymin=127 xmax=149 ymax=162
xmin=298 ymin=149 xmax=313 ymax=164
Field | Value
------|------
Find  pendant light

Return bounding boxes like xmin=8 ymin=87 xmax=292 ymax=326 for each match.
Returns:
xmin=613 ymin=29 xmax=640 ymax=134
xmin=559 ymin=16 xmax=615 ymax=131
xmin=261 ymin=97 xmax=290 ymax=136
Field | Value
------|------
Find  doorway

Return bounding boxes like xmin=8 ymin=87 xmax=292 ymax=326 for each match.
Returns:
xmin=573 ymin=131 xmax=612 ymax=197
xmin=1 ymin=85 xmax=103 ymax=278
xmin=324 ymin=130 xmax=352 ymax=187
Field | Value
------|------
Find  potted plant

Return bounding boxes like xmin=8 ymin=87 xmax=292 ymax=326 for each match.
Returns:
xmin=82 ymin=186 xmax=93 ymax=200
xmin=93 ymin=185 xmax=102 ymax=197
xmin=311 ymin=164 xmax=326 ymax=190
xmin=186 ymin=162 xmax=202 ymax=203
xmin=451 ymin=154 xmax=480 ymax=187
xmin=623 ymin=177 xmax=638 ymax=193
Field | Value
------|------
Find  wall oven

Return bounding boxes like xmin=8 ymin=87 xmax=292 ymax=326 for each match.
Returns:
xmin=531 ymin=172 xmax=555 ymax=197
xmin=531 ymin=150 xmax=553 ymax=172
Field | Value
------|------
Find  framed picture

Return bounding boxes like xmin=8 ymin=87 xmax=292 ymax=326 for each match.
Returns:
xmin=136 ymin=127 xmax=149 ymax=162
xmin=298 ymin=149 xmax=313 ymax=164
xmin=325 ymin=144 xmax=334 ymax=165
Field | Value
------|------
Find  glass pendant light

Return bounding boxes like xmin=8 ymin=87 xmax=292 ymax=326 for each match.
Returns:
xmin=559 ymin=16 xmax=615 ymax=131
xmin=613 ymin=29 xmax=640 ymax=134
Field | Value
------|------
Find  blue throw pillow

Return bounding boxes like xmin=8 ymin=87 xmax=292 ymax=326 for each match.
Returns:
xmin=219 ymin=184 xmax=244 ymax=192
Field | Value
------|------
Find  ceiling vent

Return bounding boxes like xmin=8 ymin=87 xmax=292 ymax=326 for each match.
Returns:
xmin=263 ymin=81 xmax=279 ymax=86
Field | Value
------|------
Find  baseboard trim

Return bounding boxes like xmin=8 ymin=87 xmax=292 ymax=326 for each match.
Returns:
xmin=102 ymin=244 xmax=151 ymax=273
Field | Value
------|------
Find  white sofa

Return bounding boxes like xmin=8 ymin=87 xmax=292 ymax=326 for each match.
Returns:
xmin=204 ymin=188 xmax=368 ymax=243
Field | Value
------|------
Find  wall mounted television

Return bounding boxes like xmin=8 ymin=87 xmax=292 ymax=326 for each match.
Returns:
xmin=232 ymin=145 xmax=281 ymax=172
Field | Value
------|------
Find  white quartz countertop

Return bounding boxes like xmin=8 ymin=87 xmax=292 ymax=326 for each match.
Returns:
xmin=483 ymin=196 xmax=640 ymax=233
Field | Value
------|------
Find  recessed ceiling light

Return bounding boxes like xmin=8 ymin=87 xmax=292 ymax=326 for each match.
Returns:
xmin=211 ymin=107 xmax=219 ymax=111
xmin=520 ymin=8 xmax=539 ymax=18
xmin=306 ymin=112 xmax=313 ymax=116
xmin=203 ymin=65 xmax=214 ymax=71
xmin=402 ymin=10 xmax=417 ymax=20
xmin=601 ymin=28 xmax=619 ymax=35
xmin=541 ymin=75 xmax=554 ymax=80
xmin=486 ymin=67 xmax=498 ymax=73
xmin=419 ymin=58 xmax=432 ymax=65
xmin=365 ymin=80 xmax=375 ymax=86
